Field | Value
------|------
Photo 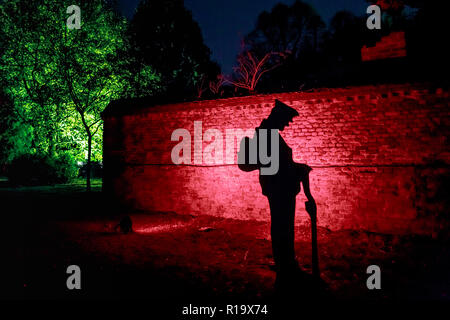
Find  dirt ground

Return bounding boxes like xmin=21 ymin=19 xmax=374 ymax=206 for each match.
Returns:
xmin=4 ymin=182 xmax=450 ymax=310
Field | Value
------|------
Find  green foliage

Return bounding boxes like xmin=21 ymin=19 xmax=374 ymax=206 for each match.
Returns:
xmin=50 ymin=152 xmax=79 ymax=183
xmin=0 ymin=0 xmax=161 ymax=173
xmin=7 ymin=152 xmax=78 ymax=186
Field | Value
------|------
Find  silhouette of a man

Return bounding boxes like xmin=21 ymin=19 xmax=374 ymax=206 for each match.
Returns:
xmin=257 ymin=100 xmax=317 ymax=288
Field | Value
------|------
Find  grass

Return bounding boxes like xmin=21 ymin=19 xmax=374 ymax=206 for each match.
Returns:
xmin=0 ymin=177 xmax=102 ymax=193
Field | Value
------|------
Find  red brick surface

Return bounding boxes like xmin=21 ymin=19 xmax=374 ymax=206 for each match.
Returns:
xmin=361 ymin=31 xmax=407 ymax=61
xmin=103 ymin=84 xmax=449 ymax=235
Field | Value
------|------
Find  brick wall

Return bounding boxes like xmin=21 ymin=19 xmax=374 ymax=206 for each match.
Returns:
xmin=361 ymin=31 xmax=407 ymax=61
xmin=102 ymin=84 xmax=450 ymax=235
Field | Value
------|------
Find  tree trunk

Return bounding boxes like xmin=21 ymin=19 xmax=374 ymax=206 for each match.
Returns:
xmin=313 ymin=27 xmax=318 ymax=54
xmin=86 ymin=134 xmax=92 ymax=192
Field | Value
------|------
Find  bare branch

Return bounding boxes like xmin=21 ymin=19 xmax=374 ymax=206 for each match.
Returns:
xmin=229 ymin=40 xmax=288 ymax=92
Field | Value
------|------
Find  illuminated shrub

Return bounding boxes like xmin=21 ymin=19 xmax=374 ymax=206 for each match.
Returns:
xmin=49 ymin=153 xmax=79 ymax=184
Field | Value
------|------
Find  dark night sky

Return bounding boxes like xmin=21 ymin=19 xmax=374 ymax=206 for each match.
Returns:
xmin=117 ymin=0 xmax=367 ymax=74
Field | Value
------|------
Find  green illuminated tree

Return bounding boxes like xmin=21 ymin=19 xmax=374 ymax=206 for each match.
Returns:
xmin=0 ymin=0 xmax=160 ymax=190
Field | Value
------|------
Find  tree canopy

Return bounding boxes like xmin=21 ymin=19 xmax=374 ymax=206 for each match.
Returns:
xmin=0 ymin=0 xmax=161 ymax=188
xmin=243 ymin=0 xmax=325 ymax=92
xmin=127 ymin=0 xmax=220 ymax=100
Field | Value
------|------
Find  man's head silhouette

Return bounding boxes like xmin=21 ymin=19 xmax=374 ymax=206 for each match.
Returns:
xmin=267 ymin=100 xmax=299 ymax=131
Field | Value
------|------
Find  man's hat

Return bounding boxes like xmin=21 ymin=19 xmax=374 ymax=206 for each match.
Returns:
xmin=272 ymin=99 xmax=299 ymax=119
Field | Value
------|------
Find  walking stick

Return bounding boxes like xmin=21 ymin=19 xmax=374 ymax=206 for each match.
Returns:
xmin=306 ymin=201 xmax=319 ymax=280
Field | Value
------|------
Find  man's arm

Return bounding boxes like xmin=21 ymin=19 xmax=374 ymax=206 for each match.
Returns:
xmin=302 ymin=172 xmax=314 ymax=201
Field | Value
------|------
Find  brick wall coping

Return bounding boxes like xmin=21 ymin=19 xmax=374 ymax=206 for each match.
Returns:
xmin=102 ymin=83 xmax=445 ymax=118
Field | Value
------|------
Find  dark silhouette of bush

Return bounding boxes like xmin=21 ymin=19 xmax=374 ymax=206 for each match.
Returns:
xmin=7 ymin=153 xmax=78 ymax=186
xmin=78 ymin=161 xmax=103 ymax=179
